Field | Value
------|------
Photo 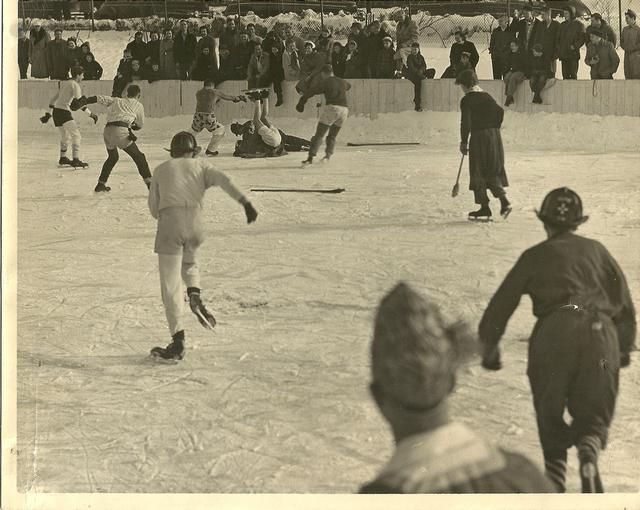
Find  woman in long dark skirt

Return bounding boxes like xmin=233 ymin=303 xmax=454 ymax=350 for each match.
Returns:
xmin=456 ymin=69 xmax=512 ymax=221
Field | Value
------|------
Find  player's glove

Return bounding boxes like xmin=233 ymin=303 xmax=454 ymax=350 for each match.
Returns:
xmin=40 ymin=112 xmax=52 ymax=124
xmin=243 ymin=202 xmax=258 ymax=224
xmin=295 ymin=99 xmax=306 ymax=113
xmin=620 ymin=353 xmax=631 ymax=368
xmin=481 ymin=346 xmax=502 ymax=371
xmin=459 ymin=142 xmax=468 ymax=155
xmin=70 ymin=95 xmax=89 ymax=111
xmin=89 ymin=113 xmax=99 ymax=124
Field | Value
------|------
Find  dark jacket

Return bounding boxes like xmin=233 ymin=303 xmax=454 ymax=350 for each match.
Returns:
xmin=173 ymin=31 xmax=197 ymax=66
xmin=406 ymin=53 xmax=428 ymax=80
xmin=46 ymin=39 xmax=69 ymax=79
xmin=343 ymin=50 xmax=363 ymax=79
xmin=505 ymin=50 xmax=529 ymax=75
xmin=192 ymin=52 xmax=217 ymax=81
xmin=556 ymin=18 xmax=586 ymax=60
xmin=585 ymin=39 xmax=620 ymax=78
xmin=586 ymin=22 xmax=617 ymax=46
xmin=517 ymin=19 xmax=539 ymax=53
xmin=268 ymin=49 xmax=284 ymax=80
xmin=126 ymin=40 xmax=148 ymax=62
xmin=490 ymin=26 xmax=516 ymax=61
xmin=82 ymin=55 xmax=103 ymax=80
xmin=376 ymin=46 xmax=396 ymax=78
xmin=450 ymin=40 xmax=480 ymax=68
xmin=234 ymin=42 xmax=253 ymax=78
xmin=144 ymin=65 xmax=163 ymax=83
xmin=460 ymin=91 xmax=504 ymax=144
xmin=18 ymin=38 xmax=30 ymax=66
xmin=531 ymin=19 xmax=561 ymax=59
xmin=331 ymin=49 xmax=346 ymax=77
xmin=367 ymin=30 xmax=390 ymax=65
xmin=146 ymin=39 xmax=161 ymax=63
xmin=529 ymin=53 xmax=553 ymax=77
xmin=196 ymin=35 xmax=216 ymax=56
xmin=220 ymin=27 xmax=239 ymax=50
xmin=115 ymin=57 xmax=132 ymax=79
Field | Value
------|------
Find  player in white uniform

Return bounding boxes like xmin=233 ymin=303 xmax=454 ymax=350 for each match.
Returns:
xmin=190 ymin=80 xmax=245 ymax=157
xmin=147 ymin=132 xmax=258 ymax=360
xmin=252 ymin=95 xmax=283 ymax=154
xmin=82 ymin=84 xmax=152 ymax=192
xmin=46 ymin=66 xmax=97 ymax=168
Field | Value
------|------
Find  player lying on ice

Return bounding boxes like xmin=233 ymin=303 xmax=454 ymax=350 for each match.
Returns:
xmin=147 ymin=131 xmax=258 ymax=361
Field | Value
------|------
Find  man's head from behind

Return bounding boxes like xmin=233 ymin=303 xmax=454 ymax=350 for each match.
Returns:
xmin=126 ymin=84 xmax=141 ymax=99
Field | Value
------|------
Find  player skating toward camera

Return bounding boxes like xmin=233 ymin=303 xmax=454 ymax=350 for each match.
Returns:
xmin=190 ymin=80 xmax=246 ymax=157
xmin=148 ymin=131 xmax=258 ymax=361
xmin=296 ymin=64 xmax=350 ymax=165
xmin=42 ymin=65 xmax=97 ymax=169
xmin=78 ymin=84 xmax=152 ymax=192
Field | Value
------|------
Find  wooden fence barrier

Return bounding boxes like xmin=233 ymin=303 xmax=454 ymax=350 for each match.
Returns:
xmin=18 ymin=78 xmax=640 ymax=119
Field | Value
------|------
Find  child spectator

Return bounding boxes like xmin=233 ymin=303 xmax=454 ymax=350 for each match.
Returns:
xmin=268 ymin=44 xmax=285 ymax=106
xmin=126 ymin=31 xmax=148 ymax=62
xmin=282 ymin=40 xmax=301 ymax=81
xmin=247 ymin=43 xmax=270 ymax=89
xmin=29 ymin=24 xmax=50 ymax=78
xmin=192 ymin=47 xmax=217 ymax=82
xmin=405 ymin=42 xmax=435 ymax=112
xmin=130 ymin=59 xmax=144 ymax=81
xmin=159 ymin=29 xmax=176 ymax=79
xmin=18 ymin=27 xmax=29 ymax=79
xmin=503 ymin=40 xmax=528 ymax=106
xmin=79 ymin=41 xmax=91 ymax=59
xmin=529 ymin=44 xmax=552 ymax=103
xmin=377 ymin=36 xmax=396 ymax=78
xmin=316 ymin=27 xmax=333 ymax=54
xmin=331 ymin=42 xmax=346 ymax=77
xmin=82 ymin=53 xmax=103 ymax=80
xmin=343 ymin=40 xmax=363 ymax=79
xmin=585 ymin=29 xmax=620 ymax=79
xmin=196 ymin=25 xmax=216 ymax=59
xmin=145 ymin=61 xmax=163 ymax=83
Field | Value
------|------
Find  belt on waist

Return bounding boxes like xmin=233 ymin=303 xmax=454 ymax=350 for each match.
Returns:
xmin=106 ymin=121 xmax=130 ymax=128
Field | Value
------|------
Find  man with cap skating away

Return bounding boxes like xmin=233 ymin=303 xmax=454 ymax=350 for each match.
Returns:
xmin=297 ymin=64 xmax=350 ymax=165
xmin=478 ymin=188 xmax=636 ymax=493
xmin=456 ymin=69 xmax=512 ymax=221
xmin=361 ymin=283 xmax=553 ymax=494
xmin=621 ymin=9 xmax=640 ymax=79
xmin=148 ymin=131 xmax=258 ymax=360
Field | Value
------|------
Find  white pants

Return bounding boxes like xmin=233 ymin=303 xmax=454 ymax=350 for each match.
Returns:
xmin=158 ymin=254 xmax=201 ymax=335
xmin=58 ymin=120 xmax=82 ymax=159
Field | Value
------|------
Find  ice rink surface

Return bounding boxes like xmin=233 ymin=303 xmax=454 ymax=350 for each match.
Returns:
xmin=16 ymin=109 xmax=640 ymax=493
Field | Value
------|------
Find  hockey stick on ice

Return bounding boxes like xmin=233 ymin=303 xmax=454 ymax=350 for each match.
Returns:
xmin=451 ymin=154 xmax=465 ymax=198
xmin=251 ymin=188 xmax=345 ymax=194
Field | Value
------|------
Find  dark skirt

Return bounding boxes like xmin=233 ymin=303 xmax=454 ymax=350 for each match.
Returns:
xmin=468 ymin=128 xmax=508 ymax=191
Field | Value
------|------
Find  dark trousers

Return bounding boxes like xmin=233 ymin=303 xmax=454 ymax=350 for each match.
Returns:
xmin=272 ymin=78 xmax=283 ymax=103
xmin=309 ymin=122 xmax=341 ymax=158
xmin=99 ymin=143 xmax=151 ymax=186
xmin=283 ymin=134 xmax=310 ymax=152
xmin=491 ymin=57 xmax=506 ymax=79
xmin=561 ymin=58 xmax=579 ymax=79
xmin=527 ymin=308 xmax=619 ymax=457
xmin=19 ymin=62 xmax=29 ymax=79
xmin=473 ymin=186 xmax=506 ymax=205
xmin=529 ymin=73 xmax=548 ymax=94
xmin=410 ymin=78 xmax=423 ymax=107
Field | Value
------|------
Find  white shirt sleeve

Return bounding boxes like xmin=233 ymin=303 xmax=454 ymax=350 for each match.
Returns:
xmin=96 ymin=95 xmax=115 ymax=106
xmin=134 ymin=103 xmax=145 ymax=128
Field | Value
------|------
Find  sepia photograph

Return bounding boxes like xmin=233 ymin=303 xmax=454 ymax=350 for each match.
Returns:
xmin=2 ymin=0 xmax=639 ymax=509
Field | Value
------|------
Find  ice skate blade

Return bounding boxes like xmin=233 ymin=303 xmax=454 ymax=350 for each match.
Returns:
xmin=501 ymin=206 xmax=513 ymax=219
xmin=468 ymin=217 xmax=493 ymax=223
xmin=149 ymin=351 xmax=181 ymax=363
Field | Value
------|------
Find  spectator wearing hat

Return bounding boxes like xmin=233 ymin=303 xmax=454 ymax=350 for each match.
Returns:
xmin=441 ymin=31 xmax=479 ymax=78
xmin=395 ymin=10 xmax=419 ymax=76
xmin=360 ymin=282 xmax=553 ymax=494
xmin=282 ymin=40 xmax=301 ymax=81
xmin=29 ymin=24 xmax=50 ymax=78
xmin=585 ymin=28 xmax=620 ymax=79
xmin=343 ymin=39 xmax=363 ymax=79
xmin=531 ymin=7 xmax=560 ymax=76
xmin=82 ymin=52 xmax=103 ymax=80
xmin=405 ymin=42 xmax=435 ymax=111
xmin=159 ymin=29 xmax=176 ymax=79
xmin=489 ymin=16 xmax=515 ymax=79
xmin=376 ymin=36 xmax=396 ymax=78
xmin=174 ymin=20 xmax=197 ymax=80
xmin=621 ymin=9 xmax=640 ymax=79
xmin=479 ymin=187 xmax=635 ymax=493
xmin=47 ymin=28 xmax=69 ymax=80
xmin=18 ymin=27 xmax=29 ymax=79
xmin=586 ymin=13 xmax=617 ymax=46
xmin=556 ymin=6 xmax=586 ymax=79
xmin=247 ymin=43 xmax=270 ymax=89
xmin=126 ymin=31 xmax=148 ymax=63
xmin=529 ymin=44 xmax=553 ymax=103
xmin=503 ymin=39 xmax=529 ymax=106
xmin=367 ymin=20 xmax=391 ymax=78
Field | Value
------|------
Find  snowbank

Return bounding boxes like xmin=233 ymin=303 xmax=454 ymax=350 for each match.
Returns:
xmin=19 ymin=108 xmax=640 ymax=154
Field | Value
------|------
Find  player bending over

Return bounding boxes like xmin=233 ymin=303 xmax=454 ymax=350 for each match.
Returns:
xmin=191 ymin=80 xmax=245 ymax=157
xmin=80 ymin=84 xmax=152 ymax=192
xmin=43 ymin=65 xmax=97 ymax=169
xmin=296 ymin=64 xmax=350 ymax=165
xmin=148 ymin=131 xmax=258 ymax=361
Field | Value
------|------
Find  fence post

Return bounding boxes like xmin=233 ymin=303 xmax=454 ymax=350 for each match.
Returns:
xmin=618 ymin=0 xmax=623 ymax=47
xmin=90 ymin=0 xmax=95 ymax=31
xmin=320 ymin=0 xmax=324 ymax=30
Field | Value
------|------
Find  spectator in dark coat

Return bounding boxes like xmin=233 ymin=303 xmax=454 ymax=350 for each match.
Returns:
xmin=66 ymin=38 xmax=82 ymax=69
xmin=159 ymin=29 xmax=176 ymax=79
xmin=376 ymin=36 xmax=396 ymax=79
xmin=82 ymin=53 xmax=103 ymax=80
xmin=247 ymin=43 xmax=270 ymax=89
xmin=531 ymin=7 xmax=560 ymax=77
xmin=220 ymin=17 xmax=239 ymax=50
xmin=348 ymin=22 xmax=369 ymax=77
xmin=441 ymin=31 xmax=479 ymax=78
xmin=268 ymin=44 xmax=285 ymax=106
xmin=343 ymin=39 xmax=363 ymax=79
xmin=529 ymin=44 xmax=553 ymax=103
xmin=215 ymin=46 xmax=234 ymax=84
xmin=262 ymin=30 xmax=285 ymax=57
xmin=112 ymin=48 xmax=132 ymax=96
xmin=231 ymin=33 xmax=253 ymax=80
xmin=405 ymin=42 xmax=435 ymax=111
xmin=504 ymin=40 xmax=529 ymax=106
xmin=29 ymin=24 xmax=50 ymax=78
xmin=18 ymin=27 xmax=29 ymax=79
xmin=46 ymin=28 xmax=69 ymax=80
xmin=147 ymin=31 xmax=161 ymax=64
xmin=360 ymin=282 xmax=554 ymax=494
xmin=79 ymin=41 xmax=91 ymax=60
xmin=516 ymin=7 xmax=539 ymax=54
xmin=331 ymin=42 xmax=346 ymax=77
xmin=489 ymin=16 xmax=515 ymax=79
xmin=192 ymin=46 xmax=217 ymax=81
xmin=174 ymin=20 xmax=197 ymax=80
xmin=585 ymin=29 xmax=620 ymax=79
xmin=556 ymin=6 xmax=586 ymax=79
xmin=126 ymin=31 xmax=148 ymax=63
xmin=196 ymin=26 xmax=216 ymax=55
xmin=367 ymin=20 xmax=389 ymax=78
xmin=586 ymin=13 xmax=617 ymax=46
xmin=316 ymin=27 xmax=333 ymax=55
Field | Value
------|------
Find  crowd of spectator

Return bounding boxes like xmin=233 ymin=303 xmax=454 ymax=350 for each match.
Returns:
xmin=17 ymin=7 xmax=640 ymax=109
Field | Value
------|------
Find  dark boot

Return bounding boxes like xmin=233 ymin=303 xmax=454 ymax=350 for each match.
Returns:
xmin=150 ymin=330 xmax=186 ymax=360
xmin=468 ymin=204 xmax=492 ymax=221
xmin=94 ymin=182 xmax=111 ymax=193
xmin=499 ymin=196 xmax=512 ymax=219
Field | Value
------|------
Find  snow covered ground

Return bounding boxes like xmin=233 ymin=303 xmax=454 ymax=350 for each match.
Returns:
xmin=15 ymin=107 xmax=640 ymax=494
